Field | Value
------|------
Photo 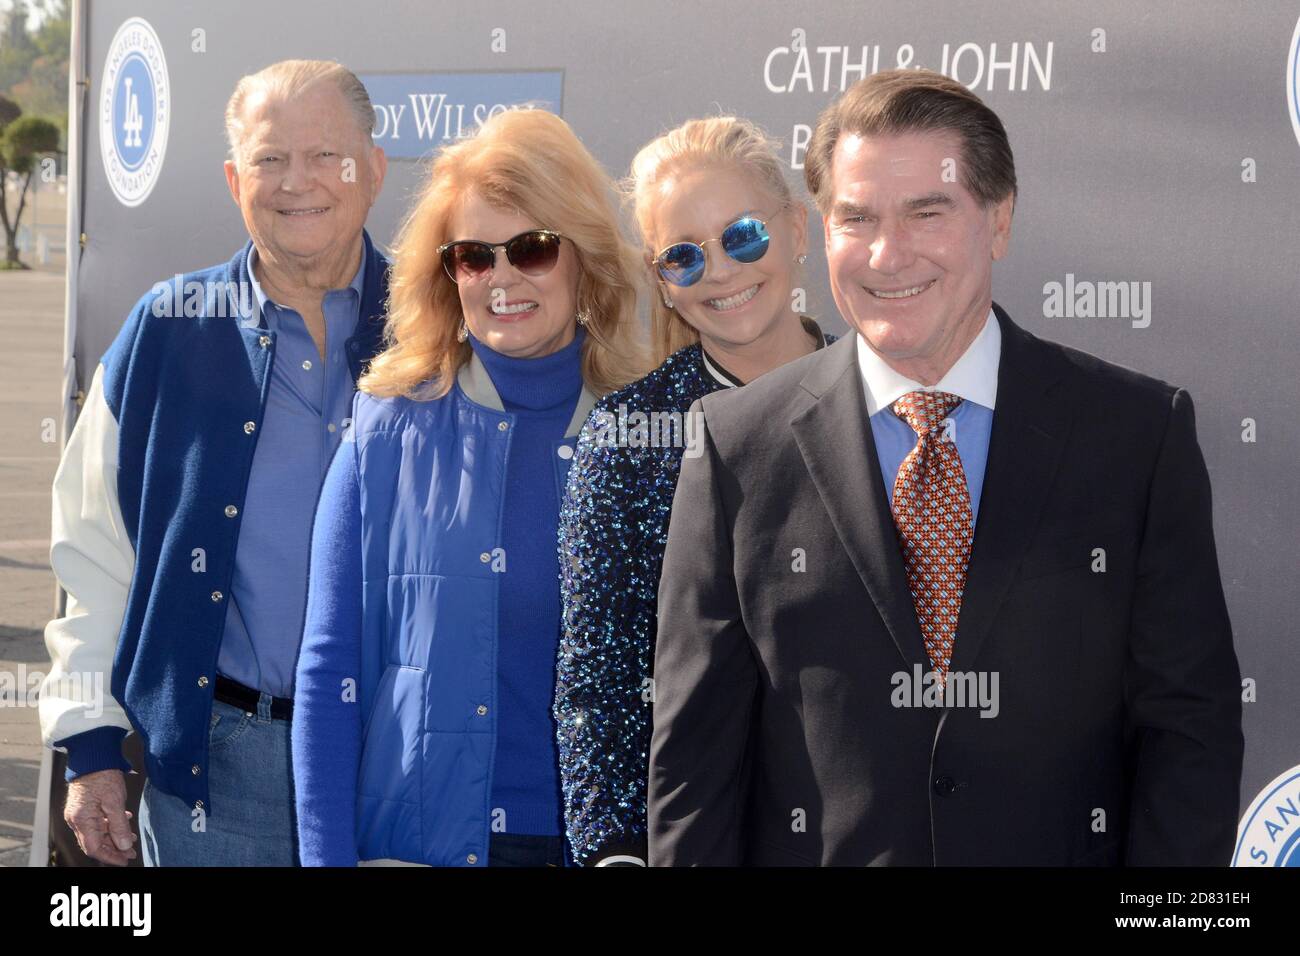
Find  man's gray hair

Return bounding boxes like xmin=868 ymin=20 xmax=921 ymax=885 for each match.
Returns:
xmin=224 ymin=59 xmax=374 ymax=165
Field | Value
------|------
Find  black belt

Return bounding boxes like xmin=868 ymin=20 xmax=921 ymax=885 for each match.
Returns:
xmin=214 ymin=674 xmax=293 ymax=721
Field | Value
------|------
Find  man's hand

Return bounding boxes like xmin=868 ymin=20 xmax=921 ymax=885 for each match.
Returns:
xmin=64 ymin=769 xmax=138 ymax=865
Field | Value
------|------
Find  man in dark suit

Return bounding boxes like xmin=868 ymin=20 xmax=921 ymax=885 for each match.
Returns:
xmin=647 ymin=69 xmax=1243 ymax=866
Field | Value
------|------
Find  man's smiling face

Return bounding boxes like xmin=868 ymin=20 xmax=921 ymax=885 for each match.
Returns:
xmin=823 ymin=129 xmax=1012 ymax=382
xmin=224 ymin=81 xmax=384 ymax=269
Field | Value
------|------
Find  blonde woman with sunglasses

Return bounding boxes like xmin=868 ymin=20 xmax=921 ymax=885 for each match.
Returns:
xmin=554 ymin=116 xmax=835 ymax=866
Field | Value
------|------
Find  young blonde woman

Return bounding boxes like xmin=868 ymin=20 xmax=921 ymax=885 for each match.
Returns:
xmin=292 ymin=108 xmax=646 ymax=867
xmin=554 ymin=117 xmax=836 ymax=865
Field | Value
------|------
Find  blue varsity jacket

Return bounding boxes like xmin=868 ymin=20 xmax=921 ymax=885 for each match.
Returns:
xmin=43 ymin=230 xmax=390 ymax=813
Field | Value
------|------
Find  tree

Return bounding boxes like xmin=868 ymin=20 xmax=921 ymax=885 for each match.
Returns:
xmin=0 ymin=0 xmax=67 ymax=146
xmin=22 ymin=0 xmax=67 ymax=116
xmin=0 ymin=110 xmax=59 ymax=266
xmin=2 ymin=0 xmax=31 ymax=45
xmin=0 ymin=1 xmax=37 ymax=92
xmin=0 ymin=92 xmax=18 ymax=128
xmin=32 ymin=1 xmax=69 ymax=60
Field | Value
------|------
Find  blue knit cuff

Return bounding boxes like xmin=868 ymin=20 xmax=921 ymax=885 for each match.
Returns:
xmin=56 ymin=726 xmax=133 ymax=781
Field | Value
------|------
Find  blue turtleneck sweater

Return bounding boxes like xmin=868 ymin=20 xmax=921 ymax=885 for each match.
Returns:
xmin=469 ymin=327 xmax=585 ymax=837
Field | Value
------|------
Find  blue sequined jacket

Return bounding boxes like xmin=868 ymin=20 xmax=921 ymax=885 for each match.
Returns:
xmin=555 ymin=323 xmax=835 ymax=865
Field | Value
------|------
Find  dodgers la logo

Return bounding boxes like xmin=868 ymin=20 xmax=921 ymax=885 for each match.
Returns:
xmin=1233 ymin=763 xmax=1300 ymax=866
xmin=1290 ymin=16 xmax=1300 ymax=149
xmin=99 ymin=17 xmax=169 ymax=207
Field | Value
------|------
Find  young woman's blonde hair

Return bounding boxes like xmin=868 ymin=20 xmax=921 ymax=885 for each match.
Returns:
xmin=360 ymin=108 xmax=649 ymax=400
xmin=625 ymin=116 xmax=797 ymax=364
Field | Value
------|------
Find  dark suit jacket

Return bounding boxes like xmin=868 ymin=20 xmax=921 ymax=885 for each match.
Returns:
xmin=647 ymin=303 xmax=1243 ymax=866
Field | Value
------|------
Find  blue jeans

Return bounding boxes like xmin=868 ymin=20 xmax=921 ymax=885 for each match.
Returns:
xmin=139 ymin=694 xmax=298 ymax=866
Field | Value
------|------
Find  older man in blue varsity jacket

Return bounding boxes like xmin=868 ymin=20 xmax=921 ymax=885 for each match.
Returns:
xmin=38 ymin=59 xmax=389 ymax=866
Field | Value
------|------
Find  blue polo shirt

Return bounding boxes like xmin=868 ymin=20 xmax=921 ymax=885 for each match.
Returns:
xmin=216 ymin=245 xmax=365 ymax=699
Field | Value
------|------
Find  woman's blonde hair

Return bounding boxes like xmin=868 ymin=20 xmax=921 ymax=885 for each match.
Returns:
xmin=360 ymin=108 xmax=649 ymax=400
xmin=625 ymin=116 xmax=797 ymax=364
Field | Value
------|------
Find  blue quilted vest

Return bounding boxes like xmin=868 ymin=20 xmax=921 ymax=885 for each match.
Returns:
xmin=349 ymin=353 xmax=595 ymax=865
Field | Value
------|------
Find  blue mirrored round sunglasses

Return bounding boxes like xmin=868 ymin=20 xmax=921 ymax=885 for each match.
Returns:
xmin=653 ymin=214 xmax=775 ymax=287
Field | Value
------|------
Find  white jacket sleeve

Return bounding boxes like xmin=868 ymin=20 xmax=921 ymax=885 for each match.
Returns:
xmin=39 ymin=362 xmax=136 ymax=747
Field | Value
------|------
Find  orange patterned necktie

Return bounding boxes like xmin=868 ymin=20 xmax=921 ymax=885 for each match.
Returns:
xmin=890 ymin=391 xmax=973 ymax=681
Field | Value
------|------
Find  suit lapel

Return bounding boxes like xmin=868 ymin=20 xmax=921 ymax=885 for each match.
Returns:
xmin=790 ymin=305 xmax=1074 ymax=674
xmin=791 ymin=334 xmax=928 ymax=669
xmin=948 ymin=304 xmax=1073 ymax=674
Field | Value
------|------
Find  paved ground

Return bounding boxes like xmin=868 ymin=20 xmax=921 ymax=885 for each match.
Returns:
xmin=0 ymin=269 xmax=66 ymax=867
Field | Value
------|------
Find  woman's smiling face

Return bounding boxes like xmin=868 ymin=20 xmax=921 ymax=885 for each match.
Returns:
xmin=449 ymin=192 xmax=582 ymax=359
xmin=650 ymin=165 xmax=806 ymax=353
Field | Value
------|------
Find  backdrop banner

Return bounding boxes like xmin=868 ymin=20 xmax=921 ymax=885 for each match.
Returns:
xmin=72 ymin=0 xmax=1300 ymax=865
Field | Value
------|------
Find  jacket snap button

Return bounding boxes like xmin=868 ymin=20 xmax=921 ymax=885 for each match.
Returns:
xmin=497 ymin=421 xmax=508 ymax=432
xmin=224 ymin=504 xmax=238 ymax=518
xmin=210 ymin=591 xmax=223 ymax=602
xmin=197 ymin=676 xmax=209 ymax=687
xmin=933 ymin=775 xmax=957 ymax=797
xmin=244 ymin=421 xmax=256 ymax=434
xmin=467 ymin=853 xmax=478 ymax=864
xmin=479 ymin=552 xmax=490 ymax=563
xmin=476 ymin=705 xmax=488 ymax=716
xmin=557 ymin=445 xmax=573 ymax=460
xmin=258 ymin=335 xmax=270 ymax=348
xmin=191 ymin=765 xmax=201 ymax=775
